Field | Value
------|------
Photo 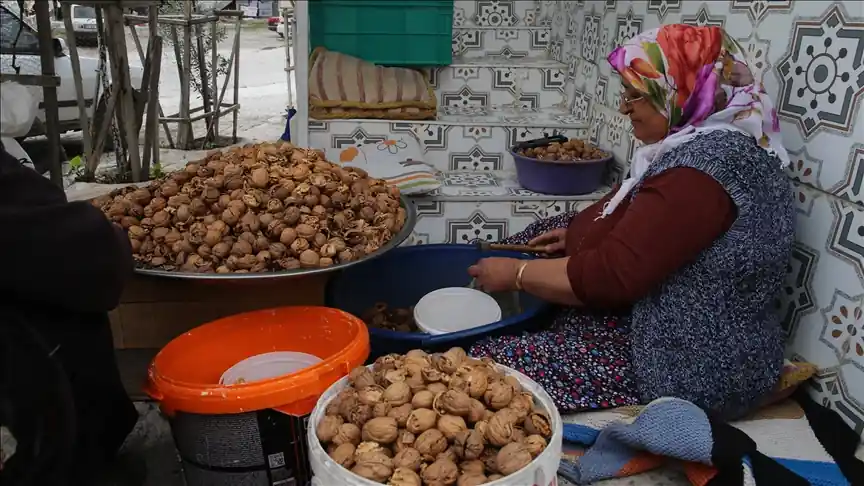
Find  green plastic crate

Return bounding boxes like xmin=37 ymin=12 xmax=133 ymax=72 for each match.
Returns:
xmin=309 ymin=0 xmax=454 ymax=66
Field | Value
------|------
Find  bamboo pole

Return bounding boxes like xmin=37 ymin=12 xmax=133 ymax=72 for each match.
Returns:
xmin=178 ymin=1 xmax=193 ymax=149
xmin=129 ymin=19 xmax=174 ymax=147
xmin=142 ymin=37 xmax=162 ymax=178
xmin=210 ymin=17 xmax=219 ymax=142
xmin=104 ymin=5 xmax=142 ymax=181
xmin=233 ymin=14 xmax=241 ymax=143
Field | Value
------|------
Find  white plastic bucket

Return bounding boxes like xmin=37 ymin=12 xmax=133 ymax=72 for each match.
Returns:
xmin=414 ymin=287 xmax=503 ymax=335
xmin=219 ymin=351 xmax=323 ymax=385
xmin=307 ymin=365 xmax=563 ymax=486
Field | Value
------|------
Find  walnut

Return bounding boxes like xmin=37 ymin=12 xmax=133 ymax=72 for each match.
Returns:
xmin=392 ymin=447 xmax=423 ymax=471
xmin=437 ymin=415 xmax=468 ymax=441
xmin=459 ymin=460 xmax=485 ymax=476
xmin=522 ymin=435 xmax=547 ymax=458
xmin=438 ymin=347 xmax=467 ymax=374
xmin=437 ymin=446 xmax=458 ymax=464
xmin=351 ymin=451 xmax=393 ymax=482
xmin=496 ymin=442 xmax=532 ymax=476
xmin=435 ymin=390 xmax=473 ymax=417
xmin=411 ymin=390 xmax=435 ymax=409
xmin=393 ymin=429 xmax=416 ymax=453
xmin=388 ymin=467 xmax=422 ymax=486
xmin=479 ymin=448 xmax=498 ymax=475
xmin=466 ymin=399 xmax=486 ymax=423
xmin=358 ymin=385 xmax=386 ymax=405
xmin=373 ymin=401 xmax=393 ymax=418
xmin=406 ymin=408 xmax=438 ymax=434
xmin=404 ymin=349 xmax=432 ymax=369
xmin=463 ymin=369 xmax=489 ymax=399
xmin=483 ymin=381 xmax=515 ymax=410
xmin=420 ymin=458 xmax=459 ymax=486
xmin=388 ymin=403 xmax=414 ymax=428
xmin=422 ymin=367 xmax=445 ymax=383
xmin=337 ymin=390 xmax=359 ymax=421
xmin=383 ymin=382 xmax=412 ymax=406
xmin=348 ymin=403 xmax=374 ymax=427
xmin=316 ymin=414 xmax=344 ymax=443
xmin=502 ymin=376 xmax=523 ymax=393
xmin=427 ymin=382 xmax=448 ymax=395
xmin=487 ymin=474 xmax=503 ymax=481
xmin=414 ymin=429 xmax=448 ymax=461
xmin=332 ymin=423 xmax=362 ymax=446
xmin=361 ymin=417 xmax=399 ymax=444
xmin=486 ymin=410 xmax=516 ymax=447
xmin=507 ymin=392 xmax=534 ymax=421
xmin=456 ymin=474 xmax=488 ymax=486
xmin=523 ymin=409 xmax=552 ymax=438
xmin=456 ymin=429 xmax=486 ymax=460
xmin=328 ymin=443 xmax=355 ymax=469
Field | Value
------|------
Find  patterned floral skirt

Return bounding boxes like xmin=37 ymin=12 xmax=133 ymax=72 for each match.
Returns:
xmin=468 ymin=211 xmax=642 ymax=413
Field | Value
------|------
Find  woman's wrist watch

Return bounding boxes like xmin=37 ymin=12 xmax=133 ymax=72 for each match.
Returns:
xmin=515 ymin=261 xmax=529 ymax=290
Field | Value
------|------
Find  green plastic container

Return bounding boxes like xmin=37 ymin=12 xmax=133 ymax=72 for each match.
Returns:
xmin=309 ymin=0 xmax=454 ymax=66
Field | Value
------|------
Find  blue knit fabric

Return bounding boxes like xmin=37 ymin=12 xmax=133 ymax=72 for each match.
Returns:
xmin=629 ymin=130 xmax=794 ymax=419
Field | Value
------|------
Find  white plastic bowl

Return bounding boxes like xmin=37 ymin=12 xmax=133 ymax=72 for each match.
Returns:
xmin=413 ymin=287 xmax=503 ymax=335
xmin=219 ymin=351 xmax=323 ymax=385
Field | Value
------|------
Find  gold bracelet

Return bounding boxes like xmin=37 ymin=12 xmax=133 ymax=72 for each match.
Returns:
xmin=515 ymin=261 xmax=529 ymax=290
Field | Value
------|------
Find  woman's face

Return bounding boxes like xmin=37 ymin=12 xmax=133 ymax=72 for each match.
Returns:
xmin=619 ymin=83 xmax=669 ymax=144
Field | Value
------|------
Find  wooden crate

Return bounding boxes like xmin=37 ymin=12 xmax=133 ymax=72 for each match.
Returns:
xmin=109 ymin=273 xmax=330 ymax=349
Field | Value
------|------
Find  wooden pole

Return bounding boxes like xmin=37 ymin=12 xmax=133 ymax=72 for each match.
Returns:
xmin=129 ymin=18 xmax=174 ymax=148
xmin=210 ymin=17 xmax=219 ymax=142
xmin=33 ymin=1 xmax=62 ymax=186
xmin=232 ymin=14 xmax=241 ymax=143
xmin=104 ymin=5 xmax=142 ymax=182
xmin=61 ymin=3 xmax=93 ymax=172
xmin=142 ymin=37 xmax=162 ymax=178
xmin=91 ymin=88 xmax=119 ymax=165
xmin=179 ymin=2 xmax=193 ymax=149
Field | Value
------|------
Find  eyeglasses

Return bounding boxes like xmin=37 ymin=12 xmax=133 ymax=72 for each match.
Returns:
xmin=621 ymin=93 xmax=644 ymax=105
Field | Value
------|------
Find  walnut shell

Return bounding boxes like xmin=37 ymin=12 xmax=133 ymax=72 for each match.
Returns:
xmin=389 ymin=467 xmax=422 ymax=486
xmin=437 ymin=415 xmax=468 ymax=441
xmin=332 ymin=423 xmax=362 ymax=446
xmin=483 ymin=381 xmax=515 ymax=410
xmin=411 ymin=390 xmax=435 ymax=409
xmin=466 ymin=399 xmax=487 ymax=423
xmin=438 ymin=347 xmax=467 ymax=374
xmin=427 ymin=382 xmax=448 ymax=395
xmin=496 ymin=442 xmax=532 ymax=476
xmin=436 ymin=390 xmax=473 ymax=417
xmin=456 ymin=429 xmax=486 ymax=461
xmin=459 ymin=460 xmax=485 ymax=476
xmin=420 ymin=458 xmax=459 ymax=486
xmin=361 ymin=417 xmax=399 ymax=444
xmin=456 ymin=473 xmax=488 ymax=486
xmin=349 ymin=367 xmax=378 ymax=389
xmin=486 ymin=410 xmax=516 ymax=447
xmin=373 ymin=402 xmax=392 ymax=418
xmin=329 ymin=442 xmax=355 ymax=469
xmin=522 ymin=434 xmax=547 ymax=458
xmin=393 ymin=429 xmax=416 ymax=454
xmin=316 ymin=414 xmax=344 ymax=443
xmin=414 ymin=429 xmax=448 ymax=461
xmin=355 ymin=441 xmax=391 ymax=460
xmin=387 ymin=403 xmax=414 ymax=428
xmin=348 ymin=404 xmax=373 ymax=427
xmin=392 ymin=447 xmax=423 ymax=471
xmin=383 ymin=382 xmax=412 ymax=406
xmin=523 ymin=409 xmax=552 ymax=438
xmin=507 ymin=392 xmax=534 ymax=421
xmin=463 ymin=369 xmax=489 ymax=399
xmin=358 ymin=385 xmax=386 ymax=405
xmin=351 ymin=451 xmax=393 ymax=482
xmin=406 ymin=408 xmax=437 ymax=434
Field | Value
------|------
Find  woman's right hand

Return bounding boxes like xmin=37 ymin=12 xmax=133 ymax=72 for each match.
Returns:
xmin=528 ymin=228 xmax=567 ymax=254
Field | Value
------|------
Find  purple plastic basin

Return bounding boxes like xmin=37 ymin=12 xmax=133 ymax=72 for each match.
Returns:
xmin=511 ymin=150 xmax=611 ymax=195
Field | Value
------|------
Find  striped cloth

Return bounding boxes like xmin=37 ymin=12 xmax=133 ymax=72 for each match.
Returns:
xmin=558 ymin=392 xmax=863 ymax=486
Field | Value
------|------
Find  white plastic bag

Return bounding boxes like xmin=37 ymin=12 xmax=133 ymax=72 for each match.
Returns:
xmin=0 ymin=81 xmax=40 ymax=138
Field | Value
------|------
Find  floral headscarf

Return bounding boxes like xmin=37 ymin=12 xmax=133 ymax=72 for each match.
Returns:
xmin=600 ymin=25 xmax=790 ymax=218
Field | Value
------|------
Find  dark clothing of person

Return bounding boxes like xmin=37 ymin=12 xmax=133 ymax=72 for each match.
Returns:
xmin=0 ymin=146 xmax=137 ymax=486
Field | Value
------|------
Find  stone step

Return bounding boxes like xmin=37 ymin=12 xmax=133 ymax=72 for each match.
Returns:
xmin=308 ymin=106 xmax=588 ymax=172
xmin=453 ymin=26 xmax=551 ymax=59
xmin=433 ymin=55 xmax=568 ymax=109
xmin=404 ymin=170 xmax=609 ymax=245
xmin=453 ymin=0 xmax=540 ymax=28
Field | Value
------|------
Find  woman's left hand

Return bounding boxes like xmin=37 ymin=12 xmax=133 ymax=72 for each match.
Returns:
xmin=468 ymin=257 xmax=524 ymax=293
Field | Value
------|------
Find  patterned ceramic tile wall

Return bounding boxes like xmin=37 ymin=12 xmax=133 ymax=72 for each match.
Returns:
xmin=548 ymin=0 xmax=864 ymax=434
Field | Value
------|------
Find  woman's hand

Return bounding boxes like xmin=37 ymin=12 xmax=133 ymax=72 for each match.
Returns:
xmin=528 ymin=228 xmax=568 ymax=254
xmin=468 ymin=257 xmax=524 ymax=293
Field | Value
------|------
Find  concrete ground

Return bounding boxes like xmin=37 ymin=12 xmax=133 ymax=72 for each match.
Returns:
xmin=22 ymin=25 xmax=295 ymax=167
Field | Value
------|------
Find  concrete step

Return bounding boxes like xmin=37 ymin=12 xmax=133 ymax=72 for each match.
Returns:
xmin=308 ymin=105 xmax=588 ymax=172
xmin=433 ymin=55 xmax=568 ymax=109
xmin=453 ymin=26 xmax=551 ymax=59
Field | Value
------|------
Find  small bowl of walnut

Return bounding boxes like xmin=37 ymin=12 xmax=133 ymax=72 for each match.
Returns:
xmin=511 ymin=135 xmax=612 ymax=196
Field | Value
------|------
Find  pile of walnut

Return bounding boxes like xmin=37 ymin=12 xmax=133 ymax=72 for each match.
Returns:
xmin=516 ymin=138 xmax=607 ymax=162
xmin=93 ymin=142 xmax=407 ymax=273
xmin=362 ymin=303 xmax=419 ymax=332
xmin=316 ymin=348 xmax=552 ymax=485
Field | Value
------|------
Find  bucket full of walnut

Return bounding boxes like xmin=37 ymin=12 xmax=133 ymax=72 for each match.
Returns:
xmin=307 ymin=348 xmax=563 ymax=486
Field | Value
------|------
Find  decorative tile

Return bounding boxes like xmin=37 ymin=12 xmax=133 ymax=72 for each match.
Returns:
xmin=730 ymin=0 xmax=794 ymax=25
xmin=775 ymin=5 xmax=864 ymax=139
xmin=433 ymin=170 xmax=611 ymax=201
xmin=832 ymin=144 xmax=864 ymax=206
xmin=647 ymin=0 xmax=682 ymax=23
xmin=681 ymin=3 xmax=726 ymax=29
xmin=615 ymin=8 xmax=644 ymax=50
xmin=453 ymin=27 xmax=551 ymax=59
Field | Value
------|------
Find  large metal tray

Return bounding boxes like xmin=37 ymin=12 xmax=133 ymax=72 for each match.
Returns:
xmin=133 ymin=197 xmax=417 ymax=281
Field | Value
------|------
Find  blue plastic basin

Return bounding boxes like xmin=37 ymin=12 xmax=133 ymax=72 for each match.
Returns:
xmin=325 ymin=244 xmax=551 ymax=359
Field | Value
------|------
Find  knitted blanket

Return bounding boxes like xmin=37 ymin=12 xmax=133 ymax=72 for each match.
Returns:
xmin=557 ymin=393 xmax=863 ymax=486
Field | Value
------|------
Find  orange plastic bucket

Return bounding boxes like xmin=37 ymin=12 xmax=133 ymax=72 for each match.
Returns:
xmin=145 ymin=306 xmax=369 ymax=416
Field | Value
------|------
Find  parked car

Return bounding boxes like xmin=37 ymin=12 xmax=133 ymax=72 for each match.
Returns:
xmin=276 ymin=15 xmax=293 ymax=40
xmin=66 ymin=3 xmax=99 ymax=46
xmin=0 ymin=2 xmax=144 ymax=139
xmin=267 ymin=16 xmax=279 ymax=31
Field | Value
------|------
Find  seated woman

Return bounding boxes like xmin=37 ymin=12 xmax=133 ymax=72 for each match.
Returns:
xmin=468 ymin=25 xmax=793 ymax=420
